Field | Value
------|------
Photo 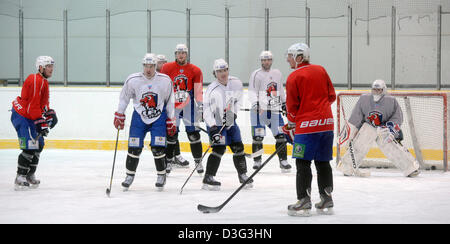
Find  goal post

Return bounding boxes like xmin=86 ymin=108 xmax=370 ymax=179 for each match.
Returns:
xmin=336 ymin=91 xmax=448 ymax=172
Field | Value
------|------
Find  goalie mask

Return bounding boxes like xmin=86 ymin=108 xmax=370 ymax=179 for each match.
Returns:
xmin=371 ymin=79 xmax=387 ymax=102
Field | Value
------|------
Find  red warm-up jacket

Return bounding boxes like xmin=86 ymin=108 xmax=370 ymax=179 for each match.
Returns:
xmin=12 ymin=73 xmax=50 ymax=120
xmin=285 ymin=62 xmax=336 ymax=135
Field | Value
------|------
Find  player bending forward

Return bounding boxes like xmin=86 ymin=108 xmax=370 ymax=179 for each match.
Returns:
xmin=248 ymin=50 xmax=291 ymax=172
xmin=114 ymin=53 xmax=176 ymax=191
xmin=337 ymin=79 xmax=420 ymax=178
xmin=11 ymin=56 xmax=58 ymax=190
xmin=202 ymin=59 xmax=253 ymax=191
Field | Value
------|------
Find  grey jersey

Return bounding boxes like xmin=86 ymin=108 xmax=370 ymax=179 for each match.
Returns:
xmin=348 ymin=93 xmax=403 ymax=129
xmin=117 ymin=72 xmax=175 ymax=125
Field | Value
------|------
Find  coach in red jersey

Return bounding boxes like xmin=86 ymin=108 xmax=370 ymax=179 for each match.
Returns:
xmin=282 ymin=43 xmax=336 ymax=217
xmin=160 ymin=44 xmax=204 ymax=174
xmin=10 ymin=56 xmax=58 ymax=190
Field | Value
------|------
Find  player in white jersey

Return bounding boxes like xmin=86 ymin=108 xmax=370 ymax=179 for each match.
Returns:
xmin=113 ymin=53 xmax=176 ymax=191
xmin=248 ymin=50 xmax=291 ymax=172
xmin=202 ymin=59 xmax=253 ymax=190
xmin=337 ymin=79 xmax=420 ymax=177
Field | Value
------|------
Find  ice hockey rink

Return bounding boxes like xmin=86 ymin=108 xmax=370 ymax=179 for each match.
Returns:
xmin=1 ymin=149 xmax=449 ymax=224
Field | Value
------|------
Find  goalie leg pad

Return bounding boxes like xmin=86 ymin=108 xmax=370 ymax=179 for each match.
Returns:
xmin=376 ymin=137 xmax=420 ymax=177
xmin=337 ymin=123 xmax=377 ymax=176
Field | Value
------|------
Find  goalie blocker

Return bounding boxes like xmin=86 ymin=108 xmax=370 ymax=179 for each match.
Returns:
xmin=337 ymin=123 xmax=420 ymax=177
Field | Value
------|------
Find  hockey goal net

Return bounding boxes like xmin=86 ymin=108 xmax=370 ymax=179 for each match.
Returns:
xmin=336 ymin=91 xmax=449 ymax=172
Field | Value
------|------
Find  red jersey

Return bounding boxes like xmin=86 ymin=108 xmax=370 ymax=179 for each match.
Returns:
xmin=285 ymin=63 xmax=336 ymax=135
xmin=160 ymin=62 xmax=203 ymax=109
xmin=12 ymin=73 xmax=50 ymax=120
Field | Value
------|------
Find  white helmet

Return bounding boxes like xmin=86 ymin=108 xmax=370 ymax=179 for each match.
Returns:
xmin=371 ymin=79 xmax=387 ymax=102
xmin=142 ymin=53 xmax=157 ymax=65
xmin=156 ymin=54 xmax=167 ymax=62
xmin=35 ymin=56 xmax=54 ymax=71
xmin=259 ymin=50 xmax=273 ymax=61
xmin=286 ymin=43 xmax=310 ymax=62
xmin=213 ymin=58 xmax=228 ymax=72
xmin=175 ymin=44 xmax=188 ymax=54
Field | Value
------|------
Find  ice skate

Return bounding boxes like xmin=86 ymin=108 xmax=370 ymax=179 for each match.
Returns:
xmin=238 ymin=173 xmax=253 ymax=189
xmin=407 ymin=170 xmax=420 ymax=178
xmin=155 ymin=173 xmax=166 ymax=191
xmin=165 ymin=158 xmax=173 ymax=174
xmin=202 ymin=174 xmax=221 ymax=191
xmin=252 ymin=160 xmax=262 ymax=170
xmin=26 ymin=173 xmax=40 ymax=189
xmin=287 ymin=196 xmax=312 ymax=217
xmin=14 ymin=174 xmax=30 ymax=191
xmin=121 ymin=175 xmax=135 ymax=191
xmin=279 ymin=160 xmax=292 ymax=173
xmin=315 ymin=194 xmax=334 ymax=215
xmin=195 ymin=159 xmax=204 ymax=174
xmin=174 ymin=155 xmax=189 ymax=168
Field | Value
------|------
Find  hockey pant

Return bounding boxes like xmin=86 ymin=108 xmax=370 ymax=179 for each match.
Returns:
xmin=338 ymin=123 xmax=419 ymax=176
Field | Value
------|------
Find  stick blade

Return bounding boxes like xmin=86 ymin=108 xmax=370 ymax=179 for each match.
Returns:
xmin=197 ymin=204 xmax=221 ymax=214
xmin=106 ymin=188 xmax=111 ymax=197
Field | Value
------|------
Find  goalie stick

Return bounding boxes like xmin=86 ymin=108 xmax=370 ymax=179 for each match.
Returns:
xmin=197 ymin=143 xmax=286 ymax=213
xmin=106 ymin=128 xmax=120 ymax=197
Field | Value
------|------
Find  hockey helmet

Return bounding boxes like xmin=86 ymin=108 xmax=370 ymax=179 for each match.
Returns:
xmin=142 ymin=53 xmax=157 ymax=65
xmin=286 ymin=43 xmax=310 ymax=62
xmin=259 ymin=50 xmax=273 ymax=61
xmin=213 ymin=58 xmax=228 ymax=72
xmin=157 ymin=54 xmax=167 ymax=62
xmin=371 ymin=79 xmax=387 ymax=102
xmin=175 ymin=44 xmax=188 ymax=54
xmin=35 ymin=56 xmax=55 ymax=71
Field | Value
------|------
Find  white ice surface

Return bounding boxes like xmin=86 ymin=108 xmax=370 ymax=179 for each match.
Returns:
xmin=1 ymin=149 xmax=449 ymax=224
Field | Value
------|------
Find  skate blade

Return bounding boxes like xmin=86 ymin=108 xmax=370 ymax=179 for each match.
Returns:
xmin=122 ymin=187 xmax=130 ymax=192
xmin=287 ymin=209 xmax=312 ymax=217
xmin=280 ymin=168 xmax=291 ymax=173
xmin=173 ymin=164 xmax=189 ymax=168
xmin=14 ymin=185 xmax=29 ymax=191
xmin=202 ymin=184 xmax=220 ymax=191
xmin=155 ymin=186 xmax=164 ymax=192
xmin=242 ymin=183 xmax=253 ymax=189
xmin=317 ymin=207 xmax=334 ymax=215
xmin=29 ymin=184 xmax=39 ymax=189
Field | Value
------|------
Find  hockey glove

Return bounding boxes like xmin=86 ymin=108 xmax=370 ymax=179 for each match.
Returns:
xmin=209 ymin=126 xmax=222 ymax=144
xmin=282 ymin=122 xmax=295 ymax=145
xmin=166 ymin=118 xmax=177 ymax=137
xmin=114 ymin=112 xmax=125 ymax=130
xmin=385 ymin=121 xmax=403 ymax=141
xmin=34 ymin=118 xmax=49 ymax=137
xmin=44 ymin=109 xmax=58 ymax=129
xmin=223 ymin=109 xmax=237 ymax=127
xmin=281 ymin=103 xmax=287 ymax=117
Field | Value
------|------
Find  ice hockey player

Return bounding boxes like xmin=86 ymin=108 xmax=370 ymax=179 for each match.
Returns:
xmin=10 ymin=56 xmax=58 ymax=190
xmin=202 ymin=58 xmax=253 ymax=191
xmin=337 ymin=79 xmax=420 ymax=178
xmin=113 ymin=53 xmax=176 ymax=191
xmin=156 ymin=54 xmax=167 ymax=72
xmin=282 ymin=43 xmax=336 ymax=216
xmin=248 ymin=50 xmax=291 ymax=172
xmin=160 ymin=44 xmax=204 ymax=174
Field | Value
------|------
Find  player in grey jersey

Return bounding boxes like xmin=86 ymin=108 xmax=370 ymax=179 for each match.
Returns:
xmin=113 ymin=53 xmax=176 ymax=191
xmin=337 ymin=79 xmax=420 ymax=177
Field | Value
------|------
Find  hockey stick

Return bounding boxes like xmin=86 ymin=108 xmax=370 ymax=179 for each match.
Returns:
xmin=106 ymin=128 xmax=120 ymax=197
xmin=197 ymin=143 xmax=286 ymax=214
xmin=179 ymin=124 xmax=227 ymax=195
xmin=240 ymin=108 xmax=283 ymax=113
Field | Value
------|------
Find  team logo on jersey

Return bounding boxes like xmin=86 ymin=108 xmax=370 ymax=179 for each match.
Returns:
xmin=266 ymin=82 xmax=281 ymax=107
xmin=174 ymin=74 xmax=189 ymax=103
xmin=140 ymin=92 xmax=161 ymax=119
xmin=367 ymin=111 xmax=383 ymax=126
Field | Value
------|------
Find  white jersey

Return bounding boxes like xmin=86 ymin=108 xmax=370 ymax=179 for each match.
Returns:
xmin=203 ymin=76 xmax=243 ymax=127
xmin=117 ymin=72 xmax=175 ymax=125
xmin=248 ymin=68 xmax=286 ymax=110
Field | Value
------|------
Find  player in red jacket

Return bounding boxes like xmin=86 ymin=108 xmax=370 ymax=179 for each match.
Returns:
xmin=282 ymin=43 xmax=336 ymax=216
xmin=10 ymin=56 xmax=58 ymax=190
xmin=160 ymin=44 xmax=204 ymax=174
